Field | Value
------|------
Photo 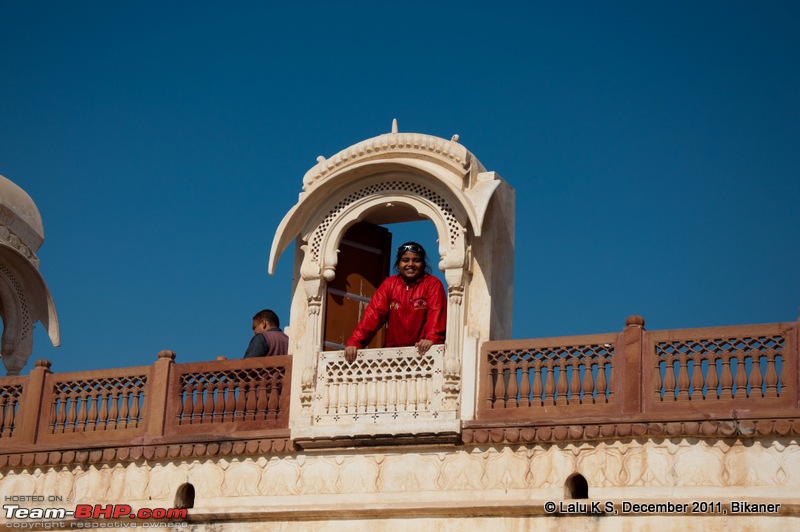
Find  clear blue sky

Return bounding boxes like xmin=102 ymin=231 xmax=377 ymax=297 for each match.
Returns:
xmin=1 ymin=2 xmax=798 ymax=374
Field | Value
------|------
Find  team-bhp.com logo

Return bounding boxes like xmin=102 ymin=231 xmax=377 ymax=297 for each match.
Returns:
xmin=4 ymin=503 xmax=188 ymax=527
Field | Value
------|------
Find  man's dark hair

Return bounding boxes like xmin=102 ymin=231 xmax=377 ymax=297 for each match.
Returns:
xmin=393 ymin=241 xmax=432 ymax=274
xmin=253 ymin=309 xmax=280 ymax=328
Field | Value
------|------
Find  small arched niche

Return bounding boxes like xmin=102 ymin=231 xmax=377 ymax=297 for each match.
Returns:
xmin=174 ymin=482 xmax=195 ymax=509
xmin=269 ymin=126 xmax=515 ymax=445
xmin=565 ymin=473 xmax=589 ymax=500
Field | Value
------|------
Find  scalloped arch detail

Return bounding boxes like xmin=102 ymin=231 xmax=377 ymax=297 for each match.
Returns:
xmin=308 ymin=180 xmax=460 ymax=263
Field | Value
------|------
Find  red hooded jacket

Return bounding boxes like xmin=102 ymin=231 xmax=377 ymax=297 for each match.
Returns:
xmin=345 ymin=273 xmax=447 ymax=349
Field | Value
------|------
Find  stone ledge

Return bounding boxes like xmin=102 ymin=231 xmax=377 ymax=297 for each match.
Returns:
xmin=0 ymin=438 xmax=295 ymax=469
xmin=462 ymin=418 xmax=800 ymax=444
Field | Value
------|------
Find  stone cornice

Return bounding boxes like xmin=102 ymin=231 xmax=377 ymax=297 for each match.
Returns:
xmin=0 ymin=438 xmax=295 ymax=470
xmin=4 ymin=417 xmax=796 ymax=470
xmin=462 ymin=418 xmax=800 ymax=445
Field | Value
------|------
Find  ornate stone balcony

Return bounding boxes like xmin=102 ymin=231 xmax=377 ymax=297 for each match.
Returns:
xmin=293 ymin=345 xmax=461 ymax=448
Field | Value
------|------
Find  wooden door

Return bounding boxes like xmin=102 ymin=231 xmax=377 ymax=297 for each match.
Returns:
xmin=323 ymin=222 xmax=391 ymax=350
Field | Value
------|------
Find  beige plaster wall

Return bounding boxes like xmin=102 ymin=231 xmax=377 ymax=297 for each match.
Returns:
xmin=0 ymin=438 xmax=798 ymax=530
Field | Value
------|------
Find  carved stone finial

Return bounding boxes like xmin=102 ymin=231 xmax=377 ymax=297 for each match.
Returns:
xmin=316 ymin=156 xmax=325 ymax=163
xmin=215 ymin=356 xmax=227 ymax=361
xmin=451 ymin=134 xmax=459 ymax=143
xmin=34 ymin=359 xmax=51 ymax=369
xmin=391 ymin=118 xmax=398 ymax=134
xmin=157 ymin=350 xmax=176 ymax=361
xmin=625 ymin=315 xmax=645 ymax=328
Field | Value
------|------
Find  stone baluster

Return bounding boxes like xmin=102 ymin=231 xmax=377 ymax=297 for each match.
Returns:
xmin=233 ymin=380 xmax=246 ymax=422
xmin=347 ymin=382 xmax=358 ymax=414
xmin=663 ymin=356 xmax=676 ymax=401
xmin=545 ymin=358 xmax=556 ymax=406
xmin=596 ymin=359 xmax=608 ymax=403
xmin=750 ymin=355 xmax=763 ymax=398
xmin=407 ymin=376 xmax=417 ymax=411
xmin=532 ymin=358 xmax=543 ymax=406
xmin=398 ymin=378 xmax=407 ymax=412
xmin=518 ymin=360 xmax=531 ymax=407
xmin=204 ymin=381 xmax=216 ymax=423
xmin=387 ymin=378 xmax=397 ymax=413
xmin=245 ymin=382 xmax=258 ymax=420
xmin=720 ymin=353 xmax=734 ymax=399
xmin=691 ymin=358 xmax=705 ymax=400
xmin=267 ymin=373 xmax=280 ymax=419
xmin=339 ymin=381 xmax=350 ymax=414
xmin=214 ymin=380 xmax=226 ymax=422
xmin=556 ymin=357 xmax=568 ymax=406
xmin=88 ymin=389 xmax=101 ymax=431
xmin=420 ymin=376 xmax=430 ymax=410
xmin=65 ymin=392 xmax=78 ymax=432
xmin=734 ymin=356 xmax=748 ymax=399
xmin=130 ymin=389 xmax=142 ymax=428
xmin=325 ymin=381 xmax=335 ymax=415
xmin=357 ymin=378 xmax=367 ymax=414
xmin=654 ymin=359 xmax=664 ymax=401
xmin=224 ymin=380 xmax=236 ymax=421
xmin=764 ymin=351 xmax=779 ymax=398
xmin=193 ymin=381 xmax=206 ymax=422
xmin=706 ymin=355 xmax=719 ymax=399
xmin=367 ymin=378 xmax=377 ymax=413
xmin=107 ymin=389 xmax=119 ymax=430
xmin=76 ymin=391 xmax=89 ymax=431
xmin=677 ymin=354 xmax=690 ymax=401
xmin=54 ymin=389 xmax=67 ymax=433
xmin=119 ymin=389 xmax=131 ymax=429
xmin=583 ymin=361 xmax=594 ymax=405
xmin=569 ymin=358 xmax=581 ymax=405
xmin=491 ymin=367 xmax=503 ymax=409
xmin=507 ymin=360 xmax=518 ymax=408
xmin=377 ymin=378 xmax=387 ymax=413
xmin=255 ymin=378 xmax=269 ymax=421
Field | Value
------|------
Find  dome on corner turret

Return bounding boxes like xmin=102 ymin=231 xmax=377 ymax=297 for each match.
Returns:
xmin=0 ymin=174 xmax=45 ymax=254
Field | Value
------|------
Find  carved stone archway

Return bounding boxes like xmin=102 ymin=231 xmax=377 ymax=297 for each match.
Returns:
xmin=269 ymin=125 xmax=514 ymax=442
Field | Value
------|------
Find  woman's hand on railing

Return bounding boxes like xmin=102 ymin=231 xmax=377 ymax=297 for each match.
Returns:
xmin=344 ymin=346 xmax=359 ymax=363
xmin=415 ymin=339 xmax=433 ymax=355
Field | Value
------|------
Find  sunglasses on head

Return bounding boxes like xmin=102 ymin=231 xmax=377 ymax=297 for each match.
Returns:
xmin=397 ymin=244 xmax=422 ymax=253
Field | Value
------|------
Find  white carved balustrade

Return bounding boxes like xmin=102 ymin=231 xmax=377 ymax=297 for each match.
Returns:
xmin=292 ymin=345 xmax=461 ymax=445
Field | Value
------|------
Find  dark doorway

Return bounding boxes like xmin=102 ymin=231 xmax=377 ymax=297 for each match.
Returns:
xmin=323 ymin=222 xmax=391 ymax=350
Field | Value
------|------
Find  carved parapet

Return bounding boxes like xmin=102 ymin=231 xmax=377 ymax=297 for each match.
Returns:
xmin=292 ymin=345 xmax=461 ymax=448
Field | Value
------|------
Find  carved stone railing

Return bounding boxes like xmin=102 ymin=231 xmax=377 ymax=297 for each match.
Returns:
xmin=292 ymin=345 xmax=461 ymax=447
xmin=0 ymin=353 xmax=292 ymax=467
xmin=165 ymin=356 xmax=291 ymax=438
xmin=468 ymin=316 xmax=800 ymax=443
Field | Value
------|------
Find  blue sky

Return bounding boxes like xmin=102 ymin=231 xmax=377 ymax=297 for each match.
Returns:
xmin=1 ymin=2 xmax=798 ymax=374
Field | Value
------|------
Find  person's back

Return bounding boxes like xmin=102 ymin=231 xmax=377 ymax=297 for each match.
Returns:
xmin=244 ymin=309 xmax=289 ymax=358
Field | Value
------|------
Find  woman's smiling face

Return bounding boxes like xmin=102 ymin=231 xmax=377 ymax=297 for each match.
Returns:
xmin=398 ymin=251 xmax=424 ymax=282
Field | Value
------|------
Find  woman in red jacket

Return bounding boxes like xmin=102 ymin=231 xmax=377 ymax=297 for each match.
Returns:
xmin=344 ymin=242 xmax=447 ymax=363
